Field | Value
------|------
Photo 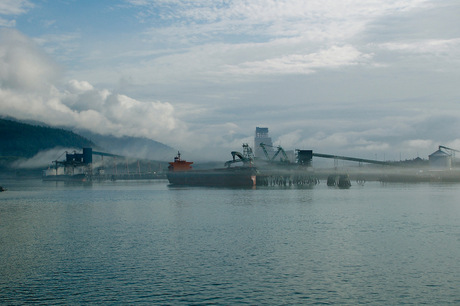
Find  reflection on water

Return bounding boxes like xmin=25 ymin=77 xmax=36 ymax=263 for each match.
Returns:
xmin=1 ymin=179 xmax=460 ymax=304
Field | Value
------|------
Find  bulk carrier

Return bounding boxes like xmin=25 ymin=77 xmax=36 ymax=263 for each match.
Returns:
xmin=167 ymin=149 xmax=257 ymax=187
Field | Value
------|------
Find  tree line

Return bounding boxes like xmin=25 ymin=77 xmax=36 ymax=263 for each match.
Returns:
xmin=0 ymin=118 xmax=95 ymax=158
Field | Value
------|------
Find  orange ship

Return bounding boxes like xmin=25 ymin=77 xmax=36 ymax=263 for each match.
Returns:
xmin=167 ymin=151 xmax=257 ymax=187
xmin=168 ymin=152 xmax=193 ymax=172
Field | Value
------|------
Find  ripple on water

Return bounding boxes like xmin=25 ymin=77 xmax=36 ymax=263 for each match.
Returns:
xmin=1 ymin=180 xmax=460 ymax=304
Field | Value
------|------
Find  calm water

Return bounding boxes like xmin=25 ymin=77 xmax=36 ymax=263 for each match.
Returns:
xmin=1 ymin=179 xmax=460 ymax=305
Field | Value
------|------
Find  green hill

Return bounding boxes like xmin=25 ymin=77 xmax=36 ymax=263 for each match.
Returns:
xmin=0 ymin=118 xmax=96 ymax=158
xmin=77 ymin=130 xmax=176 ymax=162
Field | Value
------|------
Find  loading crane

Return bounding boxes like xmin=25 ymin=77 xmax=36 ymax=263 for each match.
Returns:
xmin=259 ymin=143 xmax=291 ymax=164
xmin=439 ymin=146 xmax=460 ymax=167
xmin=272 ymin=146 xmax=289 ymax=163
xmin=224 ymin=144 xmax=255 ymax=167
xmin=259 ymin=142 xmax=271 ymax=161
xmin=439 ymin=145 xmax=460 ymax=155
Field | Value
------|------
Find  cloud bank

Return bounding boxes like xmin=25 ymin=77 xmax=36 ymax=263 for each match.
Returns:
xmin=0 ymin=29 xmax=194 ymax=150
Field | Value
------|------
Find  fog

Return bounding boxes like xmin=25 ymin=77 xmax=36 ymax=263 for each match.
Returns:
xmin=12 ymin=147 xmax=78 ymax=169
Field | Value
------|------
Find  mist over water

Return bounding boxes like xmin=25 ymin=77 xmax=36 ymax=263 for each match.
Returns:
xmin=12 ymin=147 xmax=78 ymax=169
xmin=1 ymin=179 xmax=460 ymax=305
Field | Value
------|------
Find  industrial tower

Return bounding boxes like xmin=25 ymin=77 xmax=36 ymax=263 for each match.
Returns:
xmin=254 ymin=127 xmax=274 ymax=158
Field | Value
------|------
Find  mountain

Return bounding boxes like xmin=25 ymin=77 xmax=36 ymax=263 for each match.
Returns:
xmin=0 ymin=116 xmax=176 ymax=165
xmin=76 ymin=130 xmax=176 ymax=162
xmin=0 ymin=118 xmax=96 ymax=158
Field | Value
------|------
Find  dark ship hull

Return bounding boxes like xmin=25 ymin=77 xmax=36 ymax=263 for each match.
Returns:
xmin=167 ymin=167 xmax=257 ymax=187
xmin=43 ymin=174 xmax=87 ymax=182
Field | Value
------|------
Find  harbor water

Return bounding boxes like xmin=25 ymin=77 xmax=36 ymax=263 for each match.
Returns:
xmin=1 ymin=179 xmax=460 ymax=304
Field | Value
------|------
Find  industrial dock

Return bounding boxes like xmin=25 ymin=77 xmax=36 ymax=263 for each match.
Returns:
xmin=41 ymin=128 xmax=460 ymax=186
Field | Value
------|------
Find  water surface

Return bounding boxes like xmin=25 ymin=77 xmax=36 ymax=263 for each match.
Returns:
xmin=1 ymin=179 xmax=460 ymax=304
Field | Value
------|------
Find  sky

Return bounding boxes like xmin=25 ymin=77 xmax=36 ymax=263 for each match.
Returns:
xmin=0 ymin=0 xmax=459 ymax=162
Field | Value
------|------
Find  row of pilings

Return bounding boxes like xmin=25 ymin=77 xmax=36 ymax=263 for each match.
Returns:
xmin=257 ymin=174 xmax=319 ymax=186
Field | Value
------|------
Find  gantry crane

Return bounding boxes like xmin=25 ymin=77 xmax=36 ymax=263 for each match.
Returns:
xmin=259 ymin=143 xmax=290 ymax=164
xmin=224 ymin=144 xmax=255 ymax=167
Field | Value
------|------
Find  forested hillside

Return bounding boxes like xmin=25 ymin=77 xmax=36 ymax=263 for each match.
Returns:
xmin=0 ymin=118 xmax=96 ymax=158
xmin=77 ymin=130 xmax=176 ymax=161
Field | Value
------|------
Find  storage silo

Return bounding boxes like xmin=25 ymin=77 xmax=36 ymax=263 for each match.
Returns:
xmin=429 ymin=149 xmax=451 ymax=168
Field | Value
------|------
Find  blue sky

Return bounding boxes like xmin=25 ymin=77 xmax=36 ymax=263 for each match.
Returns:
xmin=1 ymin=0 xmax=460 ymax=161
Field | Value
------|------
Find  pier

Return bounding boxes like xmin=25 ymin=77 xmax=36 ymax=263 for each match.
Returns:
xmin=43 ymin=148 xmax=168 ymax=182
xmin=256 ymin=173 xmax=319 ymax=186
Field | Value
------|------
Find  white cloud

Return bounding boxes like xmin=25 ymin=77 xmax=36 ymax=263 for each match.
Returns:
xmin=0 ymin=80 xmax=194 ymax=150
xmin=67 ymin=79 xmax=94 ymax=93
xmin=377 ymin=38 xmax=460 ymax=55
xmin=33 ymin=33 xmax=81 ymax=62
xmin=224 ymin=45 xmax=373 ymax=75
xmin=135 ymin=0 xmax=432 ymax=41
xmin=275 ymin=129 xmax=303 ymax=148
xmin=0 ymin=28 xmax=199 ymax=151
xmin=404 ymin=139 xmax=433 ymax=149
xmin=0 ymin=29 xmax=61 ymax=92
xmin=0 ymin=0 xmax=33 ymax=15
xmin=300 ymin=132 xmax=350 ymax=150
xmin=0 ymin=16 xmax=14 ymax=27
xmin=0 ymin=0 xmax=33 ymax=27
xmin=445 ymin=139 xmax=460 ymax=151
xmin=54 ymin=0 xmax=442 ymax=91
xmin=128 ymin=0 xmax=431 ymax=22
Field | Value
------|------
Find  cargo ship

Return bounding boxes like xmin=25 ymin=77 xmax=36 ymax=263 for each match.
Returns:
xmin=167 ymin=151 xmax=257 ymax=187
xmin=42 ymin=173 xmax=87 ymax=182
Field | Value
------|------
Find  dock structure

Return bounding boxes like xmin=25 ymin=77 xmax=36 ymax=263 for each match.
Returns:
xmin=44 ymin=147 xmax=167 ymax=181
xmin=43 ymin=144 xmax=411 ymax=184
xmin=312 ymin=152 xmax=390 ymax=166
xmin=256 ymin=173 xmax=319 ymax=186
